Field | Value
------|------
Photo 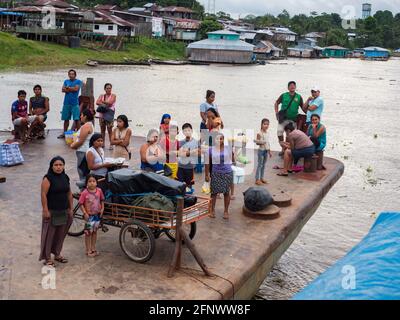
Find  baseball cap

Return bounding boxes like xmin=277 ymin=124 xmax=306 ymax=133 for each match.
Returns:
xmin=311 ymin=86 xmax=320 ymax=92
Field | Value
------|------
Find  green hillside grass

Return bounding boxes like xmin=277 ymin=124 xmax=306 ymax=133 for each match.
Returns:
xmin=0 ymin=32 xmax=186 ymax=71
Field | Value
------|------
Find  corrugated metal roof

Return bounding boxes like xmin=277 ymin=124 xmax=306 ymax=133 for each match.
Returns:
xmin=272 ymin=27 xmax=297 ymax=35
xmin=158 ymin=6 xmax=193 ymax=13
xmin=256 ymin=29 xmax=274 ymax=36
xmin=240 ymin=32 xmax=256 ymax=40
xmin=93 ymin=10 xmax=135 ymax=27
xmin=208 ymin=29 xmax=239 ymax=36
xmin=34 ymin=0 xmax=75 ymax=9
xmin=254 ymin=41 xmax=283 ymax=53
xmin=363 ymin=46 xmax=389 ymax=52
xmin=325 ymin=45 xmax=348 ymax=50
xmin=10 ymin=6 xmax=81 ymax=15
xmin=188 ymin=38 xmax=254 ymax=52
xmin=174 ymin=18 xmax=200 ymax=30
xmin=304 ymin=32 xmax=324 ymax=38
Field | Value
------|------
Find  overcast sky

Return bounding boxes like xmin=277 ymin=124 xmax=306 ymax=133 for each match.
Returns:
xmin=199 ymin=0 xmax=400 ymax=19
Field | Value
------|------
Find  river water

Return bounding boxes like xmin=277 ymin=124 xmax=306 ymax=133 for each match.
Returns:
xmin=1 ymin=58 xmax=399 ymax=299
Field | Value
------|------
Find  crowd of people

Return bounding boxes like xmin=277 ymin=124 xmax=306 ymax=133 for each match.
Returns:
xmin=9 ymin=70 xmax=327 ymax=266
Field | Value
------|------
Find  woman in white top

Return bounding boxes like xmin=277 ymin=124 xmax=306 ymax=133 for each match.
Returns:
xmin=86 ymin=133 xmax=113 ymax=179
xmin=254 ymin=118 xmax=272 ymax=185
xmin=111 ymin=115 xmax=132 ymax=160
xmin=70 ymin=109 xmax=95 ymax=180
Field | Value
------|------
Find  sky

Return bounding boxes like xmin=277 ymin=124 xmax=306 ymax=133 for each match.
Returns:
xmin=199 ymin=0 xmax=400 ymax=19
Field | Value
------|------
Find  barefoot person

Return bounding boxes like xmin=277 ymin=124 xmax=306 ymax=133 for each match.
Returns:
xmin=278 ymin=122 xmax=315 ymax=176
xmin=40 ymin=156 xmax=73 ymax=267
xmin=96 ymin=83 xmax=116 ymax=150
xmin=254 ymin=118 xmax=272 ymax=185
xmin=111 ymin=115 xmax=132 ymax=160
xmin=274 ymin=81 xmax=305 ymax=156
xmin=79 ymin=174 xmax=104 ymax=257
xmin=58 ymin=69 xmax=82 ymax=138
xmin=205 ymin=132 xmax=234 ymax=220
xmin=29 ymin=85 xmax=49 ymax=139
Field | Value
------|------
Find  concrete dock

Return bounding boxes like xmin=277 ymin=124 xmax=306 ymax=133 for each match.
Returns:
xmin=0 ymin=131 xmax=344 ymax=299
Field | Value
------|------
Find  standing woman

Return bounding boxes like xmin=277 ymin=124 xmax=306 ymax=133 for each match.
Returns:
xmin=96 ymin=83 xmax=116 ymax=150
xmin=200 ymin=90 xmax=218 ymax=131
xmin=111 ymin=115 xmax=132 ymax=160
xmin=159 ymin=114 xmax=171 ymax=138
xmin=40 ymin=156 xmax=73 ymax=267
xmin=70 ymin=109 xmax=94 ymax=181
xmin=205 ymin=133 xmax=234 ymax=220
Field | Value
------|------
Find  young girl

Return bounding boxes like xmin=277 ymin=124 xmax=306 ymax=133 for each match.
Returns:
xmin=79 ymin=174 xmax=105 ymax=257
xmin=160 ymin=114 xmax=171 ymax=138
xmin=254 ymin=119 xmax=272 ymax=185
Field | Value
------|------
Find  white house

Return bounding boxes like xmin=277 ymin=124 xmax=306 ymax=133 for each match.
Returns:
xmin=92 ymin=10 xmax=135 ymax=37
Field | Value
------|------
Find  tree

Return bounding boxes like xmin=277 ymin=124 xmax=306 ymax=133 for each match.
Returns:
xmin=198 ymin=19 xmax=222 ymax=39
xmin=216 ymin=11 xmax=232 ymax=20
xmin=277 ymin=9 xmax=290 ymax=25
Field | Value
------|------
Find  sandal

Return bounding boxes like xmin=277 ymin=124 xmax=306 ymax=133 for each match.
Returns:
xmin=277 ymin=172 xmax=289 ymax=177
xmin=223 ymin=213 xmax=229 ymax=220
xmin=55 ymin=256 xmax=68 ymax=263
xmin=209 ymin=213 xmax=216 ymax=219
xmin=57 ymin=134 xmax=65 ymax=139
xmin=44 ymin=260 xmax=55 ymax=267
xmin=92 ymin=250 xmax=100 ymax=256
xmin=273 ymin=165 xmax=281 ymax=170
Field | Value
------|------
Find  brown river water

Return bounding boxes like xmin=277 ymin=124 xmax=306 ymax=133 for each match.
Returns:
xmin=1 ymin=58 xmax=399 ymax=299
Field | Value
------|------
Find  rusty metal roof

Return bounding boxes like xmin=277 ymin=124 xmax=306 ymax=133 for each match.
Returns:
xmin=173 ymin=18 xmax=200 ymax=30
xmin=10 ymin=5 xmax=81 ymax=15
xmin=157 ymin=6 xmax=193 ymax=13
xmin=93 ymin=10 xmax=135 ymax=27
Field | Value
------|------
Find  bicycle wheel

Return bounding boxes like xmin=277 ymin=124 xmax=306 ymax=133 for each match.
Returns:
xmin=68 ymin=200 xmax=85 ymax=237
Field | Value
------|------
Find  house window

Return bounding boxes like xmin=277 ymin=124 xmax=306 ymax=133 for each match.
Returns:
xmin=94 ymin=25 xmax=99 ymax=30
xmin=108 ymin=25 xmax=113 ymax=31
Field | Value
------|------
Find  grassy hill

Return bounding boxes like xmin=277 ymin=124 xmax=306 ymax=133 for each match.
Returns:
xmin=0 ymin=32 xmax=186 ymax=71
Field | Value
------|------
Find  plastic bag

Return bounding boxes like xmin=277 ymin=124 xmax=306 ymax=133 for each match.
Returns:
xmin=0 ymin=143 xmax=24 ymax=167
xmin=201 ymin=181 xmax=211 ymax=194
xmin=243 ymin=187 xmax=273 ymax=212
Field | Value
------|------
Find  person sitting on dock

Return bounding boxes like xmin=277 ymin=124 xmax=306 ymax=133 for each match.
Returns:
xmin=86 ymin=134 xmax=114 ymax=192
xmin=303 ymin=86 xmax=324 ymax=133
xmin=307 ymin=114 xmax=327 ymax=170
xmin=140 ymin=129 xmax=165 ymax=173
xmin=96 ymin=83 xmax=116 ymax=150
xmin=278 ymin=122 xmax=315 ymax=177
xmin=275 ymin=81 xmax=305 ymax=156
xmin=11 ymin=90 xmax=35 ymax=143
xmin=58 ymin=70 xmax=82 ymax=139
xmin=29 ymin=85 xmax=49 ymax=140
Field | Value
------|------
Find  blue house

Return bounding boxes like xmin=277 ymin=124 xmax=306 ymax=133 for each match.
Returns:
xmin=363 ymin=46 xmax=390 ymax=60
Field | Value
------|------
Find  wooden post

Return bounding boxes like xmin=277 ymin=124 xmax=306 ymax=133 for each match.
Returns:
xmin=168 ymin=197 xmax=212 ymax=278
xmin=168 ymin=197 xmax=183 ymax=277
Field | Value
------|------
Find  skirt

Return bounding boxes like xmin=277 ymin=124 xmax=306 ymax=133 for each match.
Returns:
xmin=210 ymin=171 xmax=233 ymax=195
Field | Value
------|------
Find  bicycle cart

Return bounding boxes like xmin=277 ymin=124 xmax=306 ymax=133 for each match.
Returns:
xmin=68 ymin=193 xmax=211 ymax=263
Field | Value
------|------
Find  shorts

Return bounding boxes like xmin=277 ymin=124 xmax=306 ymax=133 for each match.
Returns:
xmin=84 ymin=214 xmax=101 ymax=234
xmin=292 ymin=145 xmax=315 ymax=163
xmin=13 ymin=116 xmax=36 ymax=126
xmin=61 ymin=105 xmax=80 ymax=121
xmin=177 ymin=167 xmax=194 ymax=187
xmin=99 ymin=117 xmax=114 ymax=128
xmin=277 ymin=119 xmax=297 ymax=137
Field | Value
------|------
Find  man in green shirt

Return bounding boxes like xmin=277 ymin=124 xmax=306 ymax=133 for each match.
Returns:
xmin=274 ymin=81 xmax=305 ymax=156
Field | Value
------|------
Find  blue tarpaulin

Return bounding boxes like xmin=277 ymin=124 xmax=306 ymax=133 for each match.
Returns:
xmin=294 ymin=212 xmax=400 ymax=300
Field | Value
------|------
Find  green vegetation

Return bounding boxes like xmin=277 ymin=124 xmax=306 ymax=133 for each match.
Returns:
xmin=73 ymin=0 xmax=205 ymax=16
xmin=0 ymin=32 xmax=186 ymax=71
xmin=198 ymin=18 xmax=223 ymax=39
xmin=242 ymin=9 xmax=400 ymax=49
